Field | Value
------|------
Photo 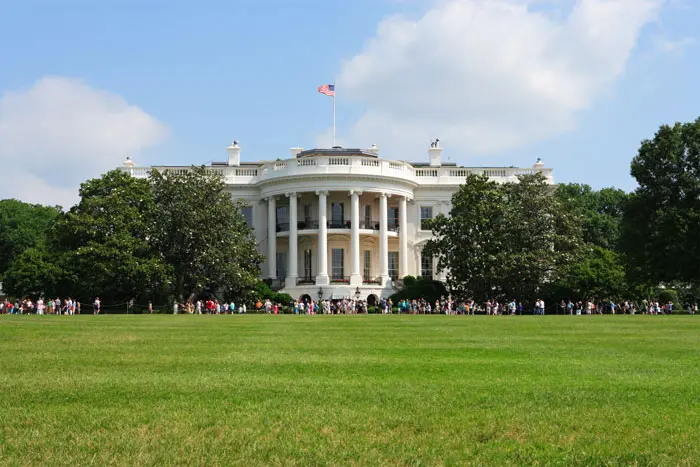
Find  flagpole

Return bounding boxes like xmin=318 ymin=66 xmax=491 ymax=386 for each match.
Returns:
xmin=332 ymin=80 xmax=336 ymax=147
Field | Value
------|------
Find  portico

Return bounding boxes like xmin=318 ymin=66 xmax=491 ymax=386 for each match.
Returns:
xmin=266 ymin=189 xmax=411 ymax=293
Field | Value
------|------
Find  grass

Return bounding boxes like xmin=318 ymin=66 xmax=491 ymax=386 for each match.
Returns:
xmin=0 ymin=315 xmax=699 ymax=466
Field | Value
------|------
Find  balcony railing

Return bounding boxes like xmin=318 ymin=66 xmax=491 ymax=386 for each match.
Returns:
xmin=360 ymin=220 xmax=379 ymax=230
xmin=330 ymin=276 xmax=350 ymax=284
xmin=297 ymin=277 xmax=315 ymax=285
xmin=278 ymin=219 xmax=399 ymax=232
xmin=277 ymin=221 xmax=322 ymax=232
xmin=363 ymin=277 xmax=381 ymax=285
xmin=298 ymin=220 xmax=319 ymax=230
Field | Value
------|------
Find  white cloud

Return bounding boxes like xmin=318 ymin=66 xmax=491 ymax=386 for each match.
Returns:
xmin=0 ymin=77 xmax=168 ymax=208
xmin=337 ymin=0 xmax=662 ymax=160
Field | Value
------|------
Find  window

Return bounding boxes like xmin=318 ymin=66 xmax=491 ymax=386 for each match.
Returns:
xmin=277 ymin=206 xmax=288 ymax=231
xmin=421 ymin=252 xmax=433 ymax=280
xmin=276 ymin=252 xmax=287 ymax=278
xmin=241 ymin=206 xmax=253 ymax=228
xmin=331 ymin=203 xmax=344 ymax=227
xmin=303 ymin=204 xmax=312 ymax=224
xmin=332 ymin=248 xmax=345 ymax=280
xmin=388 ymin=252 xmax=399 ymax=280
xmin=303 ymin=249 xmax=313 ymax=281
xmin=364 ymin=205 xmax=372 ymax=228
xmin=420 ymin=206 xmax=433 ymax=230
xmin=363 ymin=250 xmax=371 ymax=282
xmin=388 ymin=207 xmax=399 ymax=231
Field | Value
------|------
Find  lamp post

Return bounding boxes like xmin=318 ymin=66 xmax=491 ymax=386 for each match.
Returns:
xmin=317 ymin=287 xmax=323 ymax=301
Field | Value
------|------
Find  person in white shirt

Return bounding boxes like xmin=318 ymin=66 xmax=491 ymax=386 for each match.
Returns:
xmin=37 ymin=298 xmax=44 ymax=315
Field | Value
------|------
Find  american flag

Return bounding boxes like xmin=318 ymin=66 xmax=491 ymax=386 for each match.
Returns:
xmin=318 ymin=84 xmax=335 ymax=96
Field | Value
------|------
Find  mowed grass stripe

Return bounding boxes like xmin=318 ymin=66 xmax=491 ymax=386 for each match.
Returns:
xmin=1 ymin=315 xmax=698 ymax=466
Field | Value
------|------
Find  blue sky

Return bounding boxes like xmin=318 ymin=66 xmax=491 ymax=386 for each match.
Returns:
xmin=1 ymin=0 xmax=698 ymax=207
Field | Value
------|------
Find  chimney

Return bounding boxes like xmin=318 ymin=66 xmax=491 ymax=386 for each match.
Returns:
xmin=290 ymin=147 xmax=304 ymax=158
xmin=429 ymin=138 xmax=443 ymax=167
xmin=227 ymin=140 xmax=241 ymax=166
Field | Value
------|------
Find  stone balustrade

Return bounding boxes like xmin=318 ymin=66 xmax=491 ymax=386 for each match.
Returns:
xmin=121 ymin=156 xmax=554 ymax=186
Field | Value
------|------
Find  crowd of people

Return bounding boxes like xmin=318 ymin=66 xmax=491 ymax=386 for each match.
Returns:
xmin=1 ymin=295 xmax=697 ymax=316
xmin=0 ymin=297 xmax=86 ymax=315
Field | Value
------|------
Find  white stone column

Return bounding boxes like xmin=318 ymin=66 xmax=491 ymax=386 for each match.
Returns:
xmin=399 ymin=195 xmax=409 ymax=279
xmin=350 ymin=190 xmax=362 ymax=285
xmin=286 ymin=192 xmax=298 ymax=288
xmin=316 ymin=190 xmax=329 ymax=285
xmin=267 ymin=196 xmax=277 ymax=279
xmin=379 ymin=193 xmax=390 ymax=285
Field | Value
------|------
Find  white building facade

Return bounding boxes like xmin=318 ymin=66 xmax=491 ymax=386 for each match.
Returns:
xmin=123 ymin=143 xmax=553 ymax=304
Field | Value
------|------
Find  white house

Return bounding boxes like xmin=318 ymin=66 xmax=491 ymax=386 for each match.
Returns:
xmin=122 ymin=142 xmax=553 ymax=305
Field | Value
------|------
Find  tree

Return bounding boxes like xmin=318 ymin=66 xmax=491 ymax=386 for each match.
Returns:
xmin=554 ymin=184 xmax=629 ymax=301
xmin=0 ymin=199 xmax=60 ymax=278
xmin=2 ymin=247 xmax=62 ymax=297
xmin=424 ymin=174 xmax=504 ymax=301
xmin=554 ymin=246 xmax=627 ymax=301
xmin=149 ymin=166 xmax=262 ymax=301
xmin=52 ymin=170 xmax=171 ymax=304
xmin=621 ymin=117 xmax=700 ymax=285
xmin=555 ymin=184 xmax=628 ymax=251
xmin=425 ymin=173 xmax=582 ymax=304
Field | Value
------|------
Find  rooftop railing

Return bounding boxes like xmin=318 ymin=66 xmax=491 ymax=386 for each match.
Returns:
xmin=121 ymin=157 xmax=553 ymax=186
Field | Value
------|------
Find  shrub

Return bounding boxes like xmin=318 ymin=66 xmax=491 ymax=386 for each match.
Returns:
xmin=402 ymin=275 xmax=417 ymax=287
xmin=390 ymin=277 xmax=448 ymax=304
xmin=658 ymin=289 xmax=679 ymax=308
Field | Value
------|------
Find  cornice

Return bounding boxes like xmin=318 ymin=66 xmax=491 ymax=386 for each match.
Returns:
xmin=251 ymin=173 xmax=420 ymax=189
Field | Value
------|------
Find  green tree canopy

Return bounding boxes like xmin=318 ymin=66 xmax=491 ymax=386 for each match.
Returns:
xmin=425 ymin=173 xmax=582 ymax=304
xmin=2 ymin=247 xmax=62 ymax=298
xmin=149 ymin=166 xmax=262 ymax=301
xmin=555 ymin=184 xmax=628 ymax=251
xmin=621 ymin=117 xmax=700 ymax=285
xmin=554 ymin=246 xmax=627 ymax=301
xmin=51 ymin=170 xmax=171 ymax=304
xmin=0 ymin=199 xmax=60 ymax=277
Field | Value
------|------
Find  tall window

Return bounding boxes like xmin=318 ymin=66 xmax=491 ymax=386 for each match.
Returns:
xmin=388 ymin=252 xmax=399 ymax=280
xmin=364 ymin=205 xmax=372 ymax=228
xmin=421 ymin=252 xmax=433 ymax=280
xmin=277 ymin=206 xmax=288 ymax=230
xmin=241 ymin=206 xmax=253 ymax=228
xmin=388 ymin=207 xmax=399 ymax=230
xmin=332 ymin=248 xmax=345 ymax=280
xmin=331 ymin=203 xmax=344 ymax=227
xmin=363 ymin=250 xmax=371 ymax=282
xmin=303 ymin=204 xmax=312 ymax=226
xmin=276 ymin=252 xmax=287 ymax=278
xmin=303 ymin=249 xmax=313 ymax=281
xmin=420 ymin=206 xmax=433 ymax=230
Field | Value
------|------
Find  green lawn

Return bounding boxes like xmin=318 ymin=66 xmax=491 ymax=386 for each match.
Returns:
xmin=1 ymin=315 xmax=698 ymax=466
